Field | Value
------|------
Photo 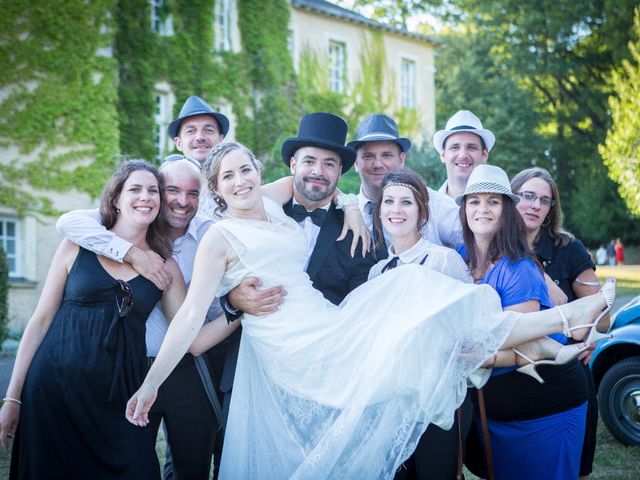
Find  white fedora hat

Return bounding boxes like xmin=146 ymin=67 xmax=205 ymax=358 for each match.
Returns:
xmin=433 ymin=110 xmax=496 ymax=154
xmin=455 ymin=164 xmax=520 ymax=206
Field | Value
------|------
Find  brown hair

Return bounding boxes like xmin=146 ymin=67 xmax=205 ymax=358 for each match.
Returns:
xmin=203 ymin=142 xmax=262 ymax=214
xmin=99 ymin=159 xmax=172 ymax=259
xmin=373 ymin=168 xmax=430 ymax=248
xmin=510 ymin=167 xmax=574 ymax=248
xmin=461 ymin=194 xmax=535 ymax=280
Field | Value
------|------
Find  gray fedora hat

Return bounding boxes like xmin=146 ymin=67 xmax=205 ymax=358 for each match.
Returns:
xmin=433 ymin=110 xmax=495 ymax=154
xmin=167 ymin=96 xmax=230 ymax=138
xmin=281 ymin=112 xmax=356 ymax=172
xmin=455 ymin=164 xmax=520 ymax=206
xmin=347 ymin=114 xmax=411 ymax=153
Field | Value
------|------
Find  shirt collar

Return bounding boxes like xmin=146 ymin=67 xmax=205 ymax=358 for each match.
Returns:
xmin=389 ymin=237 xmax=430 ymax=264
xmin=292 ymin=198 xmax=331 ymax=212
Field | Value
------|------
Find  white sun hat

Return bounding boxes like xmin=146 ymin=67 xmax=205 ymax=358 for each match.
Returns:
xmin=455 ymin=164 xmax=520 ymax=206
xmin=433 ymin=110 xmax=496 ymax=154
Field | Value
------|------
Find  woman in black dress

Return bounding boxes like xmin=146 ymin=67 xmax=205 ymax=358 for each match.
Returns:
xmin=511 ymin=166 xmax=606 ymax=479
xmin=0 ymin=160 xmax=185 ymax=479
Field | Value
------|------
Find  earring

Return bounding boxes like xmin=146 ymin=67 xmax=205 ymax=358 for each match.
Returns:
xmin=541 ymin=216 xmax=550 ymax=227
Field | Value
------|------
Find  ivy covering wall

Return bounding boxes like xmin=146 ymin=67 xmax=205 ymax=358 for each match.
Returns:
xmin=0 ymin=0 xmax=120 ymax=215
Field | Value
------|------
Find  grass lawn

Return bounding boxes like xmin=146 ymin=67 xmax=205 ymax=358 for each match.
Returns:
xmin=596 ymin=265 xmax=640 ymax=298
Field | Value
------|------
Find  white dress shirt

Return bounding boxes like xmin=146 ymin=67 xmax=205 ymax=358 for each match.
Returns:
xmin=291 ymin=199 xmax=332 ymax=270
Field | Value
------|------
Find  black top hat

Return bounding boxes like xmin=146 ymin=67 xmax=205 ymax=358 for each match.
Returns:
xmin=281 ymin=112 xmax=356 ymax=172
xmin=167 ymin=96 xmax=230 ymax=139
xmin=347 ymin=114 xmax=411 ymax=153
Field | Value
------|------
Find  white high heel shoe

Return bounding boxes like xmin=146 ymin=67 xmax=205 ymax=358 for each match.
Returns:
xmin=514 ymin=343 xmax=590 ymax=384
xmin=558 ymin=277 xmax=616 ymax=343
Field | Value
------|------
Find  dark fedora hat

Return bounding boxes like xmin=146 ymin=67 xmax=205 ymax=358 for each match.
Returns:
xmin=281 ymin=112 xmax=356 ymax=172
xmin=167 ymin=96 xmax=230 ymax=139
xmin=347 ymin=114 xmax=411 ymax=153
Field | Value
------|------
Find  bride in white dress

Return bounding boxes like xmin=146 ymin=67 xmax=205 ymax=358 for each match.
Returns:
xmin=126 ymin=142 xmax=614 ymax=480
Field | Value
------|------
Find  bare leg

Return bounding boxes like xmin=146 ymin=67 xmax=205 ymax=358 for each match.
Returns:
xmin=500 ymin=281 xmax=611 ymax=349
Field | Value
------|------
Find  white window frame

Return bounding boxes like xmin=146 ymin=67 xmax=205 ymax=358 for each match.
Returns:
xmin=149 ymin=0 xmax=163 ymax=33
xmin=0 ymin=217 xmax=20 ymax=278
xmin=154 ymin=90 xmax=172 ymax=161
xmin=328 ymin=40 xmax=347 ymax=94
xmin=214 ymin=0 xmax=232 ymax=52
xmin=400 ymin=58 xmax=417 ymax=109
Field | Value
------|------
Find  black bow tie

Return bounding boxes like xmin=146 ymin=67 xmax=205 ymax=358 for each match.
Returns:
xmin=289 ymin=204 xmax=327 ymax=227
xmin=381 ymin=256 xmax=399 ymax=273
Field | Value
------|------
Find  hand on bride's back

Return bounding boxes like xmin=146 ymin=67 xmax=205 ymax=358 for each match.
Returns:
xmin=125 ymin=383 xmax=158 ymax=427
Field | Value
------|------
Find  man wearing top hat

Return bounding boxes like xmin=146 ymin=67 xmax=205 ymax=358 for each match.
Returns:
xmin=433 ymin=110 xmax=495 ymax=200
xmin=349 ymin=113 xmax=464 ymax=257
xmin=218 ymin=112 xmax=377 ymax=452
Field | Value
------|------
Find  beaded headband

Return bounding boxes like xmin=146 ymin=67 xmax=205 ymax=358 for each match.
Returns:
xmin=383 ymin=181 xmax=421 ymax=197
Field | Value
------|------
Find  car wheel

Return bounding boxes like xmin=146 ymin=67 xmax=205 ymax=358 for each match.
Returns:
xmin=598 ymin=356 xmax=640 ymax=446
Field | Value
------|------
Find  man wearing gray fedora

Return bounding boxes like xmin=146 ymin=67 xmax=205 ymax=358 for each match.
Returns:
xmin=168 ymin=95 xmax=229 ymax=166
xmin=433 ymin=110 xmax=495 ymax=201
xmin=348 ymin=113 xmax=464 ymax=258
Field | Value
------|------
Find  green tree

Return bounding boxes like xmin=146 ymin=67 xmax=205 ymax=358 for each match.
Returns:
xmin=434 ymin=29 xmax=546 ymax=176
xmin=599 ymin=9 xmax=640 ymax=215
xmin=436 ymin=0 xmax=640 ymax=244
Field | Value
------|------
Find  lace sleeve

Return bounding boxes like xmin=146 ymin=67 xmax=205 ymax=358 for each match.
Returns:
xmin=427 ymin=248 xmax=472 ymax=283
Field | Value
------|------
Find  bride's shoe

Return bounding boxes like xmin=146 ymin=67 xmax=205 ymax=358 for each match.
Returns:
xmin=514 ymin=344 xmax=590 ymax=384
xmin=559 ymin=277 xmax=616 ymax=342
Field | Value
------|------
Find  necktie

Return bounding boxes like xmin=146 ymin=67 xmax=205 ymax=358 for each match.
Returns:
xmin=381 ymin=256 xmax=399 ymax=273
xmin=289 ymin=204 xmax=327 ymax=227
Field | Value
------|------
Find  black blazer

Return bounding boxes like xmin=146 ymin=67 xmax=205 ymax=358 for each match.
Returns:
xmin=218 ymin=201 xmax=376 ymax=398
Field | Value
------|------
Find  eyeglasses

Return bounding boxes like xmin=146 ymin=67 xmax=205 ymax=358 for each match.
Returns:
xmin=114 ymin=279 xmax=133 ymax=318
xmin=516 ymin=191 xmax=556 ymax=207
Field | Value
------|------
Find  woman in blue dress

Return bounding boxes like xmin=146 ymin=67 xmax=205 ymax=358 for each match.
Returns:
xmin=457 ymin=164 xmax=592 ymax=480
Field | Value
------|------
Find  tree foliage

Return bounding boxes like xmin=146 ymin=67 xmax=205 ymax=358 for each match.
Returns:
xmin=599 ymin=9 xmax=640 ymax=215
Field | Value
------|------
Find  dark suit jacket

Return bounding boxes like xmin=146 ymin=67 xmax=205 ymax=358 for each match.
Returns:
xmin=218 ymin=201 xmax=377 ymax=399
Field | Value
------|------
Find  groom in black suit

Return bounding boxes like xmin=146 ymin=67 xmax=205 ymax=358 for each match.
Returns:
xmin=214 ymin=113 xmax=376 ymax=474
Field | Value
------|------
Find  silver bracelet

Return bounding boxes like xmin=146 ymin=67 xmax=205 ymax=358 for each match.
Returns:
xmin=3 ymin=397 xmax=22 ymax=406
xmin=575 ymin=279 xmax=601 ymax=286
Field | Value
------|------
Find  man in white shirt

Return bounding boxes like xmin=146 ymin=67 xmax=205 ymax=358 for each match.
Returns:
xmin=348 ymin=113 xmax=463 ymax=257
xmin=57 ymin=157 xmax=225 ymax=479
xmin=433 ymin=110 xmax=495 ymax=200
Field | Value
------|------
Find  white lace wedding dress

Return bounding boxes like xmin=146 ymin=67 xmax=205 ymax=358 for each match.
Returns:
xmin=216 ymin=199 xmax=517 ymax=480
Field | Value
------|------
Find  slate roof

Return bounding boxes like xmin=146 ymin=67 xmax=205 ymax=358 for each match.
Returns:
xmin=291 ymin=0 xmax=441 ymax=45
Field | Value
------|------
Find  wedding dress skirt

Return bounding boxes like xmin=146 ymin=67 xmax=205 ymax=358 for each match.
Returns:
xmin=216 ymin=199 xmax=517 ymax=479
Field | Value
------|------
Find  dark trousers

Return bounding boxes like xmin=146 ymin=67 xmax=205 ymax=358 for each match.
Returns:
xmin=148 ymin=354 xmax=218 ymax=480
xmin=395 ymin=393 xmax=473 ymax=480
